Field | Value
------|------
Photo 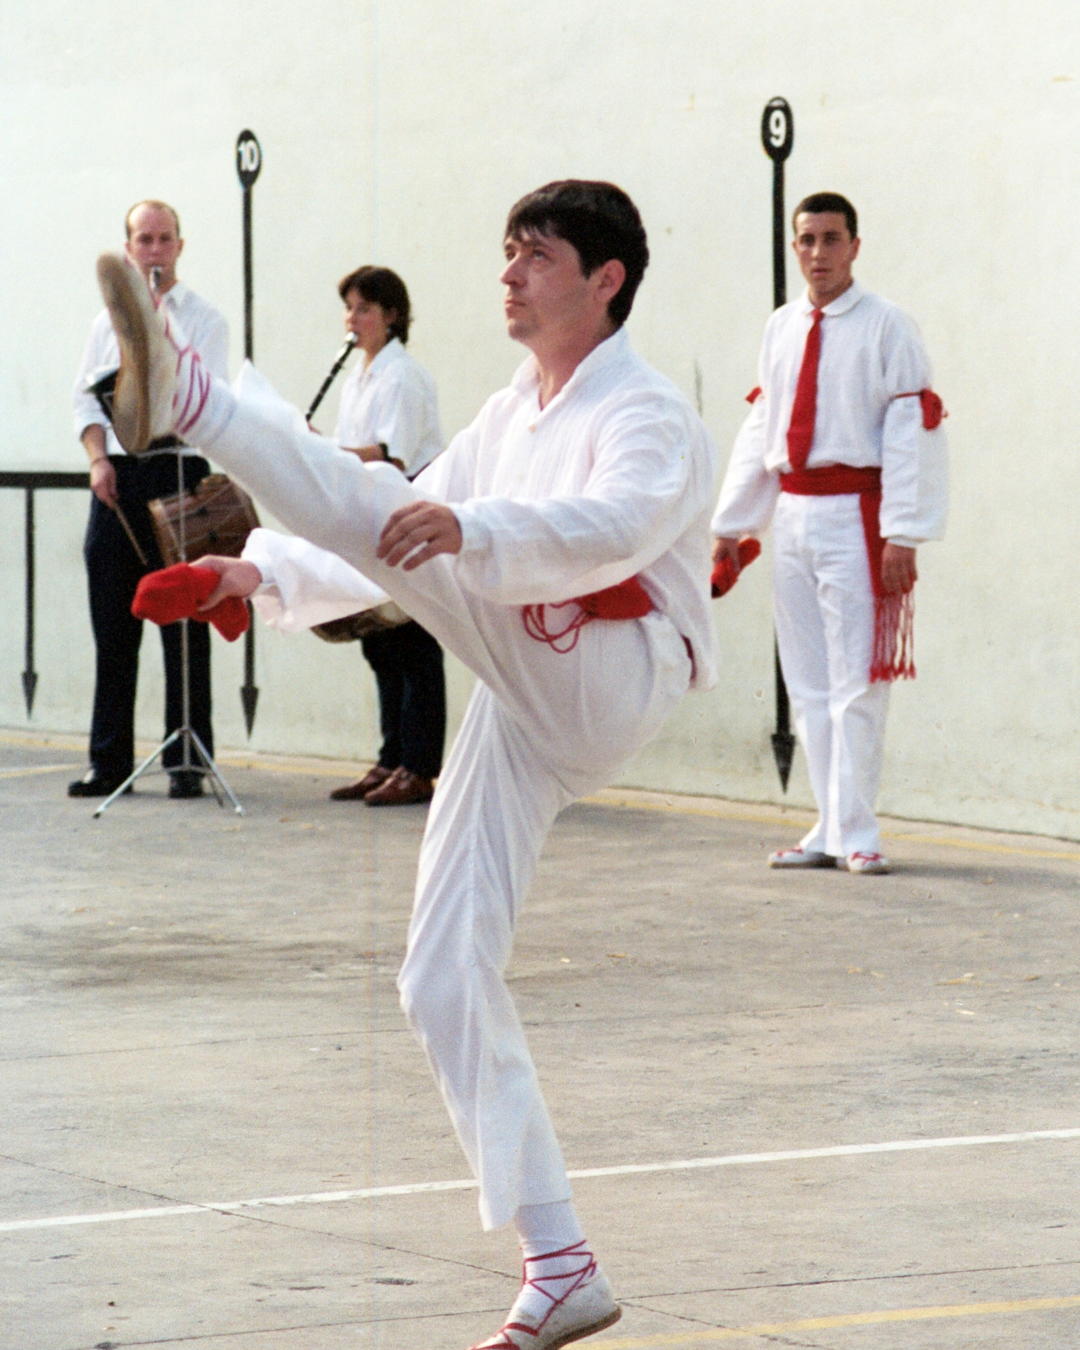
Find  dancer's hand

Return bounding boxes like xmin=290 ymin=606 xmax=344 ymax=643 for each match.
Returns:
xmin=197 ymin=555 xmax=263 ymax=609
xmin=377 ymin=501 xmax=462 ymax=571
xmin=881 ymin=543 xmax=917 ymax=595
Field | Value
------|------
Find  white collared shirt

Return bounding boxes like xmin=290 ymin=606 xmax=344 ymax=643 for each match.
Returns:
xmin=417 ymin=326 xmax=720 ymax=688
xmin=334 ymin=337 xmax=442 ymax=478
xmin=711 ymin=281 xmax=948 ymax=543
xmin=73 ymin=281 xmax=229 ymax=456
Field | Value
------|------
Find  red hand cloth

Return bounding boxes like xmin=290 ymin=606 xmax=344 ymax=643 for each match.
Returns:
xmin=132 ymin=563 xmax=249 ymax=641
xmin=711 ymin=537 xmax=761 ymax=598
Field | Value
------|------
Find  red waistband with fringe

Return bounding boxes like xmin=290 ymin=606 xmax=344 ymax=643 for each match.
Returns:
xmin=778 ymin=463 xmax=915 ymax=683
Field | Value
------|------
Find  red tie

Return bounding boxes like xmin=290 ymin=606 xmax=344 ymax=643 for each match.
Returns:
xmin=786 ymin=308 xmax=824 ymax=472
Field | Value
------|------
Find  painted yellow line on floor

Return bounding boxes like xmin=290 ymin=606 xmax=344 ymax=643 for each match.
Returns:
xmin=4 ymin=730 xmax=1075 ymax=861
xmin=894 ymin=832 xmax=1080 ymax=862
xmin=0 ymin=763 xmax=80 ymax=779
xmin=582 ymin=792 xmax=808 ymax=830
xmin=584 ymin=792 xmax=1080 ymax=863
xmin=593 ymin=1295 xmax=1080 ymax=1347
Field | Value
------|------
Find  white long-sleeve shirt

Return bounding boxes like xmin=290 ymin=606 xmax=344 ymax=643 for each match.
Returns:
xmin=425 ymin=326 xmax=719 ymax=686
xmin=248 ymin=326 xmax=720 ymax=689
xmin=73 ymin=282 xmax=229 ymax=456
xmin=711 ymin=282 xmax=948 ymax=545
xmin=334 ymin=337 xmax=442 ymax=477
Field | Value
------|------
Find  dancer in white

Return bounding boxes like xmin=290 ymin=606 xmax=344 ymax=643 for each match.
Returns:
xmin=96 ymin=180 xmax=718 ymax=1350
xmin=712 ymin=191 xmax=948 ymax=875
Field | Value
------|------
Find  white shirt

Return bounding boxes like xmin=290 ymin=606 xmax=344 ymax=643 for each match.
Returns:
xmin=419 ymin=326 xmax=720 ymax=688
xmin=73 ymin=281 xmax=229 ymax=456
xmin=249 ymin=327 xmax=720 ymax=690
xmin=334 ymin=337 xmax=442 ymax=477
xmin=711 ymin=281 xmax=948 ymax=544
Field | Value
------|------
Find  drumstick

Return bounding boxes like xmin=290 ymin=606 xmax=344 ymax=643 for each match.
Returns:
xmin=114 ymin=502 xmax=150 ymax=567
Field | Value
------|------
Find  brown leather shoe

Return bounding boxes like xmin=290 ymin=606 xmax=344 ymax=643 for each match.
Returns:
xmin=363 ymin=767 xmax=434 ymax=807
xmin=329 ymin=765 xmax=392 ymax=801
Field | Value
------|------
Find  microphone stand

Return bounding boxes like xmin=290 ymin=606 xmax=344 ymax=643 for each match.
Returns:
xmin=95 ymin=266 xmax=243 ymax=817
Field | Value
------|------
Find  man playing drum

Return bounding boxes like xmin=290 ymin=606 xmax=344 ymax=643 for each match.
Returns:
xmin=94 ymin=179 xmax=717 ymax=1349
xmin=71 ymin=199 xmax=229 ymax=799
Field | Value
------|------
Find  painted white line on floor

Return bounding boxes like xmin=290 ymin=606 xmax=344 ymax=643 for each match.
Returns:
xmin=3 ymin=1127 xmax=1078 ymax=1235
xmin=568 ymin=1126 xmax=1080 ymax=1179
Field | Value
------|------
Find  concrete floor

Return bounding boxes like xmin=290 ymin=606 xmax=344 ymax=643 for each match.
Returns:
xmin=2 ymin=728 xmax=1079 ymax=1350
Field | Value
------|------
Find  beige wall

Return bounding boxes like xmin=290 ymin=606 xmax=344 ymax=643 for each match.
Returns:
xmin=2 ymin=0 xmax=1076 ymax=839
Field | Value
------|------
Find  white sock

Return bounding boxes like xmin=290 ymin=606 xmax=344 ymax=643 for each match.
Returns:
xmin=157 ymin=306 xmax=235 ymax=448
xmin=515 ymin=1199 xmax=585 ymax=1258
xmin=503 ymin=1202 xmax=596 ymax=1328
xmin=174 ymin=348 xmax=235 ymax=447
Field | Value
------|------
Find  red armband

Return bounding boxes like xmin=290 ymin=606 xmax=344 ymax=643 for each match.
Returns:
xmin=895 ymin=388 xmax=946 ymax=430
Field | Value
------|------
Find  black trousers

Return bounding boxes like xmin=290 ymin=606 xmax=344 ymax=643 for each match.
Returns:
xmin=82 ymin=454 xmax=213 ymax=778
xmin=360 ymin=620 xmax=446 ymax=779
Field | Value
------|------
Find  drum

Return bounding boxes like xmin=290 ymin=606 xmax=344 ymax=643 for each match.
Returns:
xmin=148 ymin=473 xmax=260 ymax=566
xmin=311 ymin=601 xmax=411 ymax=643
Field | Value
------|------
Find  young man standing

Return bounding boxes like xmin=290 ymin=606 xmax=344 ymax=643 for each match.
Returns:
xmin=71 ymin=199 xmax=228 ymax=799
xmin=712 ymin=192 xmax=948 ymax=874
xmin=95 ymin=180 xmax=718 ymax=1349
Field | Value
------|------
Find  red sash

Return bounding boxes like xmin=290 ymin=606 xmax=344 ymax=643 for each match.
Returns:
xmin=522 ymin=575 xmax=653 ymax=653
xmin=779 ymin=464 xmax=915 ymax=683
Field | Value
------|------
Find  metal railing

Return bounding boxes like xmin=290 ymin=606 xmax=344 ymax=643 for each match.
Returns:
xmin=0 ymin=471 xmax=89 ymax=714
xmin=0 ymin=471 xmax=259 ymax=729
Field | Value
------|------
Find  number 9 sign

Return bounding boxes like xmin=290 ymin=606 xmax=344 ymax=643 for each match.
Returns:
xmin=761 ymin=97 xmax=794 ymax=163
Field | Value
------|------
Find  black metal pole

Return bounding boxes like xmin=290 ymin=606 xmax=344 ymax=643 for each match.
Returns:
xmin=771 ymin=161 xmax=787 ymax=311
xmin=761 ymin=98 xmax=796 ymax=791
xmin=236 ymin=129 xmax=263 ymax=736
xmin=22 ymin=487 xmax=38 ymax=714
xmin=242 ymin=189 xmax=254 ymax=362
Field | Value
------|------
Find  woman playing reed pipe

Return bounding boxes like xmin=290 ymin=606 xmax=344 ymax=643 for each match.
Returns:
xmin=320 ymin=266 xmax=447 ymax=806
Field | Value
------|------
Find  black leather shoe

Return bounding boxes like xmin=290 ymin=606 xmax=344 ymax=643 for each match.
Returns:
xmin=68 ymin=769 xmax=132 ymax=798
xmin=168 ymin=770 xmax=205 ymax=799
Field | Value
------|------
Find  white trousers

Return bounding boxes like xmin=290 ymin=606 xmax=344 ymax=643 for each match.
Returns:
xmin=198 ymin=366 xmax=693 ymax=1228
xmin=772 ymin=492 xmax=890 ymax=858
